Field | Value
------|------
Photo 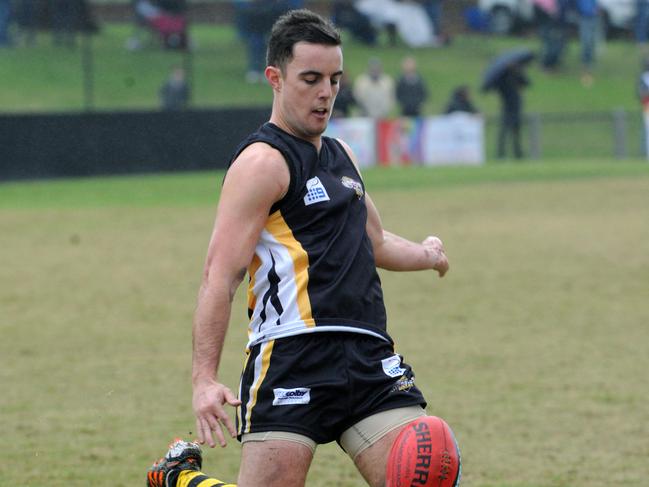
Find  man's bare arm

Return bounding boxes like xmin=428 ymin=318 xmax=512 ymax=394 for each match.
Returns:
xmin=336 ymin=138 xmax=448 ymax=276
xmin=365 ymin=193 xmax=448 ymax=275
xmin=192 ymin=143 xmax=289 ymax=447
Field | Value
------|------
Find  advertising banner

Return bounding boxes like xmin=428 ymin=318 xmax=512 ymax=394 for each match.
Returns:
xmin=377 ymin=118 xmax=426 ymax=166
xmin=325 ymin=117 xmax=376 ymax=168
xmin=327 ymin=114 xmax=484 ymax=167
xmin=421 ymin=113 xmax=484 ymax=166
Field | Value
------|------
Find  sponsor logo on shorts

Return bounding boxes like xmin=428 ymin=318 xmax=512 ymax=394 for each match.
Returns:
xmin=304 ymin=177 xmax=330 ymax=206
xmin=341 ymin=176 xmax=364 ymax=199
xmin=391 ymin=375 xmax=415 ymax=393
xmin=381 ymin=354 xmax=406 ymax=378
xmin=272 ymin=387 xmax=311 ymax=406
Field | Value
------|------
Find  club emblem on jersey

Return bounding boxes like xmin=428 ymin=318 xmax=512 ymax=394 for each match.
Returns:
xmin=304 ymin=177 xmax=330 ymax=206
xmin=341 ymin=176 xmax=364 ymax=199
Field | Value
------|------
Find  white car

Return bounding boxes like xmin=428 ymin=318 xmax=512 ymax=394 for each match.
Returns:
xmin=478 ymin=0 xmax=636 ymax=36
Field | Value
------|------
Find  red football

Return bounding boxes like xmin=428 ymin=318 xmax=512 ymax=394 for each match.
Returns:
xmin=386 ymin=416 xmax=461 ymax=487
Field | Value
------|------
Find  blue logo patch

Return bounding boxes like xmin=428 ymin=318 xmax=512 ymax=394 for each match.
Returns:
xmin=304 ymin=177 xmax=330 ymax=206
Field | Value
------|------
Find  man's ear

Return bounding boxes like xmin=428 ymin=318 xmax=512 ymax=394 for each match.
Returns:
xmin=265 ymin=66 xmax=282 ymax=91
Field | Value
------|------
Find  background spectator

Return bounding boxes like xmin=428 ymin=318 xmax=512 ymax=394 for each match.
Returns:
xmin=0 ymin=0 xmax=12 ymax=47
xmin=635 ymin=0 xmax=649 ymax=44
xmin=50 ymin=0 xmax=82 ymax=47
xmin=160 ymin=65 xmax=189 ymax=110
xmin=332 ymin=71 xmax=356 ymax=117
xmin=233 ymin=1 xmax=297 ymax=83
xmin=420 ymin=0 xmax=443 ymax=38
xmin=637 ymin=56 xmax=649 ymax=155
xmin=353 ymin=57 xmax=395 ymax=118
xmin=395 ymin=56 xmax=428 ymax=117
xmin=574 ymin=0 xmax=599 ymax=86
xmin=127 ymin=0 xmax=188 ymax=50
xmin=534 ymin=0 xmax=567 ymax=71
xmin=444 ymin=85 xmax=478 ymax=114
xmin=494 ymin=63 xmax=530 ymax=159
xmin=15 ymin=0 xmax=38 ymax=46
xmin=331 ymin=0 xmax=377 ymax=45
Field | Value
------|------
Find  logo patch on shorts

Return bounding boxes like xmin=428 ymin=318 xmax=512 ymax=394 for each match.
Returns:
xmin=272 ymin=387 xmax=311 ymax=406
xmin=381 ymin=355 xmax=406 ymax=378
xmin=391 ymin=376 xmax=415 ymax=393
xmin=304 ymin=177 xmax=330 ymax=206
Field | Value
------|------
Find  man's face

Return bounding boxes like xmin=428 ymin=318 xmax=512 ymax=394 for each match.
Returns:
xmin=269 ymin=42 xmax=343 ymax=143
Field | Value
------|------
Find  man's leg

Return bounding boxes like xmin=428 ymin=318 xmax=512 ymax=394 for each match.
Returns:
xmin=147 ymin=439 xmax=236 ymax=487
xmin=237 ymin=439 xmax=314 ymax=487
xmin=341 ymin=406 xmax=426 ymax=487
xmin=497 ymin=117 xmax=508 ymax=158
xmin=177 ymin=471 xmax=235 ymax=487
xmin=353 ymin=427 xmax=404 ymax=487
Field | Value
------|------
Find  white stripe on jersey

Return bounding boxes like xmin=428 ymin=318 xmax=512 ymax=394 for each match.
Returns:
xmin=248 ymin=225 xmax=313 ymax=344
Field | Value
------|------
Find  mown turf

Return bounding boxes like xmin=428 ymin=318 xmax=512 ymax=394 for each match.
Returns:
xmin=1 ymin=162 xmax=648 ymax=486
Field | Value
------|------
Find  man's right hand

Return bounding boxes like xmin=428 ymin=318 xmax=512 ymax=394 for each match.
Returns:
xmin=192 ymin=379 xmax=242 ymax=448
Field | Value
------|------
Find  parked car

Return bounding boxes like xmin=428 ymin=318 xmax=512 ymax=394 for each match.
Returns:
xmin=478 ymin=0 xmax=636 ymax=37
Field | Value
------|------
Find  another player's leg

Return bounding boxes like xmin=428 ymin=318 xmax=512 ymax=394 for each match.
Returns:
xmin=147 ymin=439 xmax=236 ymax=487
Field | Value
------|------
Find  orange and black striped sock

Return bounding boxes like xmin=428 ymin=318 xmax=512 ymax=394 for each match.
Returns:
xmin=176 ymin=470 xmax=236 ymax=487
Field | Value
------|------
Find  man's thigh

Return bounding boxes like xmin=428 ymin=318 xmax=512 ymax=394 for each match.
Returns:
xmin=238 ymin=439 xmax=314 ymax=487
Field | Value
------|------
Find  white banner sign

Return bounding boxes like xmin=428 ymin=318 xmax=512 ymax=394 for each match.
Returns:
xmin=421 ymin=113 xmax=484 ymax=166
xmin=325 ymin=114 xmax=484 ymax=167
xmin=324 ymin=117 xmax=376 ymax=168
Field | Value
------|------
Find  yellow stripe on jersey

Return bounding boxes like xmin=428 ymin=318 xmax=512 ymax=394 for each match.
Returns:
xmin=177 ymin=470 xmax=234 ymax=487
xmin=243 ymin=340 xmax=274 ymax=434
xmin=265 ymin=211 xmax=314 ymax=326
xmin=246 ymin=253 xmax=261 ymax=320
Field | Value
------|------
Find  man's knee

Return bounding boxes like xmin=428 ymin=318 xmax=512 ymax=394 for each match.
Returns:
xmin=237 ymin=439 xmax=314 ymax=487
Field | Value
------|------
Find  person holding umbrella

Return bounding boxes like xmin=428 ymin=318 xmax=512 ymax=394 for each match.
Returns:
xmin=482 ymin=48 xmax=533 ymax=160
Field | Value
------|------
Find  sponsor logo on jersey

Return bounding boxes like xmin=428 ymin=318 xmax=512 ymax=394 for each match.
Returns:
xmin=381 ymin=354 xmax=406 ymax=378
xmin=341 ymin=176 xmax=364 ymax=199
xmin=304 ymin=177 xmax=330 ymax=206
xmin=272 ymin=387 xmax=311 ymax=406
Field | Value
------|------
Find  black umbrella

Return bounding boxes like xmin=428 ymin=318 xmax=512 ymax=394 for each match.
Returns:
xmin=481 ymin=48 xmax=535 ymax=92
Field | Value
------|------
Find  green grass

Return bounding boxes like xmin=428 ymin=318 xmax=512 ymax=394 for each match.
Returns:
xmin=1 ymin=160 xmax=647 ymax=208
xmin=2 ymin=161 xmax=649 ymax=486
xmin=2 ymin=23 xmax=648 ymax=115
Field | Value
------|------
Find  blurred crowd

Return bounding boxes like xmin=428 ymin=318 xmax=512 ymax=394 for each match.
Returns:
xmin=4 ymin=0 xmax=649 ymax=157
xmin=330 ymin=54 xmax=478 ymax=120
xmin=0 ymin=0 xmax=96 ymax=47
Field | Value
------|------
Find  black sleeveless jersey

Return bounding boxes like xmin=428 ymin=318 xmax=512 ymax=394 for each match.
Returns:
xmin=228 ymin=123 xmax=389 ymax=347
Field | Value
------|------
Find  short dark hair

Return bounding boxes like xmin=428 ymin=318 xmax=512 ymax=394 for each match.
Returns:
xmin=266 ymin=9 xmax=341 ymax=72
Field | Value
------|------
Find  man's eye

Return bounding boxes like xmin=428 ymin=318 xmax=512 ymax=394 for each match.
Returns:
xmin=304 ymin=78 xmax=318 ymax=84
xmin=331 ymin=78 xmax=340 ymax=85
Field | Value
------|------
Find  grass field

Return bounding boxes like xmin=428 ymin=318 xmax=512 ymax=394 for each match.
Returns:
xmin=1 ymin=161 xmax=648 ymax=486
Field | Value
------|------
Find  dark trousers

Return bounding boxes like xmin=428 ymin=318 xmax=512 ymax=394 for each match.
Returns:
xmin=539 ymin=21 xmax=566 ymax=69
xmin=497 ymin=110 xmax=523 ymax=159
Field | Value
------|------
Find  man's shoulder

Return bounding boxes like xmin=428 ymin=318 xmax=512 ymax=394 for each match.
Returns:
xmin=234 ymin=141 xmax=286 ymax=169
xmin=227 ymin=141 xmax=290 ymax=201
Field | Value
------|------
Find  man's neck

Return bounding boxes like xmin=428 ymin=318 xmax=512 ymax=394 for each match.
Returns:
xmin=268 ymin=117 xmax=323 ymax=152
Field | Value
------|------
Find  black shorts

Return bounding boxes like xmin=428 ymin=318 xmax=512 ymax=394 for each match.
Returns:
xmin=236 ymin=332 xmax=427 ymax=444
